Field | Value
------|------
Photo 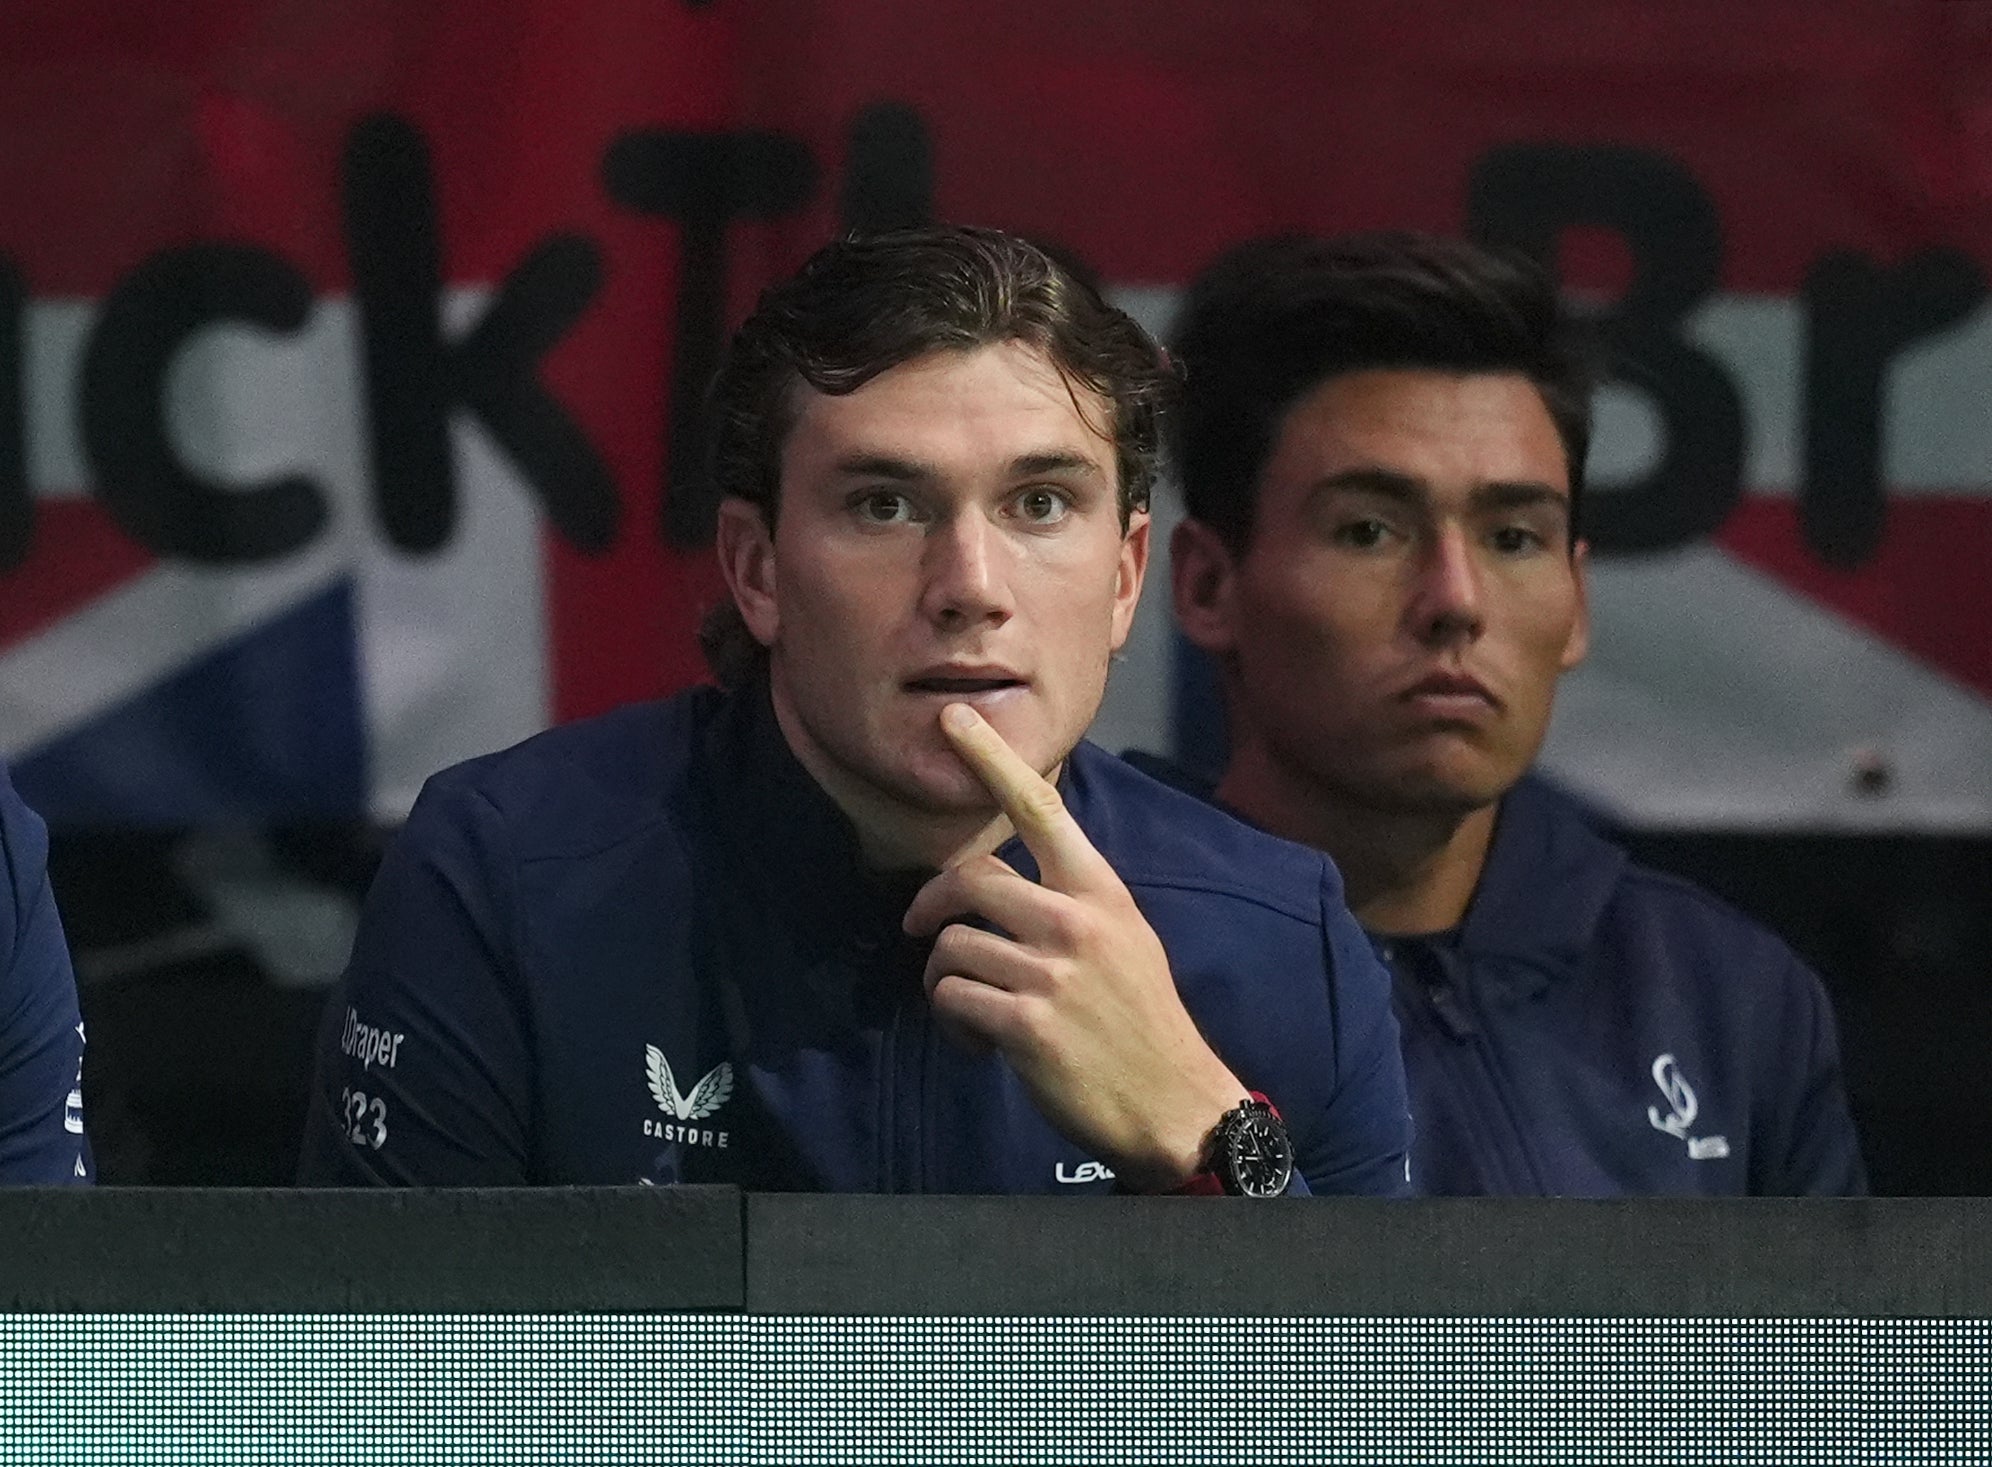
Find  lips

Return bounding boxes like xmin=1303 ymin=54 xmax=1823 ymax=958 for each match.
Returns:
xmin=1404 ymin=671 xmax=1495 ymax=701
xmin=903 ymin=667 xmax=1028 ymax=695
xmin=1401 ymin=670 xmax=1500 ymax=715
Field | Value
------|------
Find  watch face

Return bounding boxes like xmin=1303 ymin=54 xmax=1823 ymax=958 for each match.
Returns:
xmin=1224 ymin=1104 xmax=1295 ymax=1198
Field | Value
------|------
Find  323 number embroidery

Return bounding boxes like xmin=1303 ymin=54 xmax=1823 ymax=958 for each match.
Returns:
xmin=339 ymin=1087 xmax=388 ymax=1150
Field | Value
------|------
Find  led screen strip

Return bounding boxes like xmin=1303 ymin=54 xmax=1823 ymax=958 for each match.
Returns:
xmin=4 ymin=1314 xmax=1985 ymax=1465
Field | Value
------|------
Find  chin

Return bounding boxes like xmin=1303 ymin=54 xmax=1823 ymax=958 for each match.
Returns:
xmin=890 ymin=756 xmax=1009 ymax=817
xmin=1374 ymin=761 xmax=1517 ymax=817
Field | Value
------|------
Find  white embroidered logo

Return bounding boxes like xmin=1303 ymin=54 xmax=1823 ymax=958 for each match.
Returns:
xmin=1646 ymin=1053 xmax=1730 ymax=1161
xmin=642 ymin=1044 xmax=735 ymax=1150
xmin=646 ymin=1045 xmax=733 ymax=1121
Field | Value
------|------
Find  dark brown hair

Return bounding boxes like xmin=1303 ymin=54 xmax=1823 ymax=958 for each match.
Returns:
xmin=701 ymin=226 xmax=1176 ymax=687
xmin=1171 ymin=231 xmax=1595 ymax=552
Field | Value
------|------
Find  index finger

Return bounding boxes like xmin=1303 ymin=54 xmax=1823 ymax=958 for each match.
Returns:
xmin=940 ymin=702 xmax=1113 ymax=893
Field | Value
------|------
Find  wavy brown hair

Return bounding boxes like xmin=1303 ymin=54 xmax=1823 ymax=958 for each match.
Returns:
xmin=700 ymin=226 xmax=1176 ymax=688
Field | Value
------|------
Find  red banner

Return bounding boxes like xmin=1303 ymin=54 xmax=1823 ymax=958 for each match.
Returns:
xmin=3 ymin=1 xmax=1988 ymax=828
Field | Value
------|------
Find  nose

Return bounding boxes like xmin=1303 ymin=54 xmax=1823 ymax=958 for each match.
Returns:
xmin=1406 ymin=525 xmax=1484 ymax=647
xmin=919 ymin=512 xmax=1014 ymax=630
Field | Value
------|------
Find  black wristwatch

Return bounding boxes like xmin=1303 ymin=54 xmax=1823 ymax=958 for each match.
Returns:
xmin=1207 ymin=1094 xmax=1294 ymax=1197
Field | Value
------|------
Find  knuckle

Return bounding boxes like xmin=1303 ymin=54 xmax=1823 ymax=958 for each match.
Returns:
xmin=1034 ymin=954 xmax=1078 ymax=998
xmin=1010 ymin=995 xmax=1054 ymax=1049
xmin=1018 ymin=779 xmax=1066 ymax=824
xmin=1043 ymin=902 xmax=1090 ymax=950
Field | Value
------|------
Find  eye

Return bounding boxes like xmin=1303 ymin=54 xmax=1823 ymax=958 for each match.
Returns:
xmin=1012 ymin=488 xmax=1072 ymax=525
xmin=1331 ymin=518 xmax=1393 ymax=550
xmin=1489 ymin=524 xmax=1548 ymax=556
xmin=852 ymin=490 xmax=917 ymax=525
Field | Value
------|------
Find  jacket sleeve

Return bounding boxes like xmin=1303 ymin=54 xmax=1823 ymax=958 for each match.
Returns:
xmin=1759 ymin=949 xmax=1867 ymax=1196
xmin=297 ymin=772 xmax=534 ymax=1186
xmin=0 ymin=768 xmax=93 ymax=1184
xmin=1300 ymin=867 xmax=1413 ymax=1197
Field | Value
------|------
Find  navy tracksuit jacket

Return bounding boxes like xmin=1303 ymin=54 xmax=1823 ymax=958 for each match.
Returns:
xmin=1125 ymin=756 xmax=1865 ymax=1196
xmin=299 ymin=684 xmax=1412 ymax=1195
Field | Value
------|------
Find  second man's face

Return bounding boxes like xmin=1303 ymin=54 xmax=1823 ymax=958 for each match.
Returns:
xmin=1180 ymin=367 xmax=1589 ymax=817
xmin=727 ymin=340 xmax=1148 ymax=829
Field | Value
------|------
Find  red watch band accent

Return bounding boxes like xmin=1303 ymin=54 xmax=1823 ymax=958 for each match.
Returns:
xmin=1167 ymin=1169 xmax=1227 ymax=1197
xmin=1165 ymin=1092 xmax=1279 ymax=1196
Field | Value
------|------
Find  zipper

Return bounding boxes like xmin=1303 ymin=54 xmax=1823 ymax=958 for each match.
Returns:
xmin=878 ymin=990 xmax=899 ymax=1192
xmin=1384 ymin=939 xmax=1548 ymax=1193
xmin=895 ymin=993 xmax=930 ymax=1193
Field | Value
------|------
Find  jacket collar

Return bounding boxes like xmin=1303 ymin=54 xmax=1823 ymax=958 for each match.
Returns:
xmin=699 ymin=676 xmax=1086 ymax=944
xmin=1123 ymin=751 xmax=1621 ymax=994
xmin=1456 ymin=773 xmax=1625 ymax=991
xmin=699 ymin=676 xmax=927 ymax=952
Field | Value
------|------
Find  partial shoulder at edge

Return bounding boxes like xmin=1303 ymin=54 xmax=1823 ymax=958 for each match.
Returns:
xmin=0 ymin=766 xmax=48 ymax=964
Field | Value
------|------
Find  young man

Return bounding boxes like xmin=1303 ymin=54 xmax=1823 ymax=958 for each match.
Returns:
xmin=298 ymin=227 xmax=1410 ymax=1196
xmin=1145 ymin=232 xmax=1864 ymax=1195
xmin=0 ymin=764 xmax=93 ymax=1184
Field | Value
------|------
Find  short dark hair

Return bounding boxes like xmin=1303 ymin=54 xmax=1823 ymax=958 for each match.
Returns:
xmin=702 ymin=226 xmax=1176 ymax=686
xmin=1171 ymin=231 xmax=1595 ymax=551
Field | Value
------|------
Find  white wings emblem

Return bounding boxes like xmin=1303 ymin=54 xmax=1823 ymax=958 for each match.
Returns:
xmin=645 ymin=1044 xmax=735 ymax=1121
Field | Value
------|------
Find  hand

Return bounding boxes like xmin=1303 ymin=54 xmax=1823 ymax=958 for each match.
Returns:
xmin=901 ymin=702 xmax=1248 ymax=1191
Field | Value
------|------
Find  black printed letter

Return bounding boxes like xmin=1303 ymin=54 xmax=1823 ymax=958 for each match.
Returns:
xmin=1801 ymin=250 xmax=1984 ymax=568
xmin=1470 ymin=144 xmax=1744 ymax=553
xmin=344 ymin=114 xmax=617 ymax=555
xmin=80 ymin=245 xmax=325 ymax=562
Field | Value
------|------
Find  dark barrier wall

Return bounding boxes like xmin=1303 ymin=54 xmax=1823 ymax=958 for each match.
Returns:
xmin=4 ymin=1191 xmax=1988 ymax=1464
xmin=5 ymin=1189 xmax=1989 ymax=1316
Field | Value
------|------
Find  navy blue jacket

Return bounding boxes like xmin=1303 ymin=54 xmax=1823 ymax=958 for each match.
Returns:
xmin=0 ymin=765 xmax=92 ymax=1184
xmin=299 ymin=685 xmax=1411 ymax=1194
xmin=1126 ymin=756 xmax=1865 ymax=1196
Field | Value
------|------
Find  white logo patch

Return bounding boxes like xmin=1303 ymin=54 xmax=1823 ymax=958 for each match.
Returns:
xmin=1646 ymin=1053 xmax=1730 ymax=1160
xmin=642 ymin=1044 xmax=733 ymax=1148
xmin=1056 ymin=1160 xmax=1115 ymax=1185
xmin=65 ymin=1021 xmax=85 ymax=1135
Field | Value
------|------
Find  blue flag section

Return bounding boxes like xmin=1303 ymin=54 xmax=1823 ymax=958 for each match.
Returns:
xmin=15 ymin=584 xmax=367 ymax=826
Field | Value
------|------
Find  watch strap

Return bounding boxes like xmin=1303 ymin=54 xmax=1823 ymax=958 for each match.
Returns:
xmin=1165 ymin=1092 xmax=1281 ymax=1197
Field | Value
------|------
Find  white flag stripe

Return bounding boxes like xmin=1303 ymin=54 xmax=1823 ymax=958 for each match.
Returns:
xmin=356 ymin=418 xmax=550 ymax=822
xmin=1544 ymin=548 xmax=1992 ymax=831
xmin=22 ymin=299 xmax=91 ymax=502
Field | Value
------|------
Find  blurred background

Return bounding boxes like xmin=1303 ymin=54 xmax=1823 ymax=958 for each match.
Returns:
xmin=2 ymin=0 xmax=1987 ymax=1189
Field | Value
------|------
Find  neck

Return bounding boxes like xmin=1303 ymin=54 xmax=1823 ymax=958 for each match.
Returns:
xmin=844 ymin=797 xmax=1016 ymax=875
xmin=766 ymin=683 xmax=1018 ymax=874
xmin=1215 ymin=737 xmax=1497 ymax=936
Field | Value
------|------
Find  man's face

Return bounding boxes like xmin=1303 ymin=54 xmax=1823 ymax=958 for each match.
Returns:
xmin=1177 ymin=368 xmax=1588 ymax=816
xmin=721 ymin=340 xmax=1148 ymax=822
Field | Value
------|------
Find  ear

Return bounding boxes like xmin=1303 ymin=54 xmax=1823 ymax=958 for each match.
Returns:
xmin=715 ymin=498 xmax=780 ymax=647
xmin=1561 ymin=538 xmax=1592 ymax=671
xmin=1108 ymin=510 xmax=1152 ymax=652
xmin=1171 ymin=517 xmax=1241 ymax=656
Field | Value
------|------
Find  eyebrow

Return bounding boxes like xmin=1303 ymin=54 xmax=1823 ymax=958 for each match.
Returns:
xmin=1311 ymin=468 xmax=1570 ymax=518
xmin=830 ymin=450 xmax=1104 ymax=482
